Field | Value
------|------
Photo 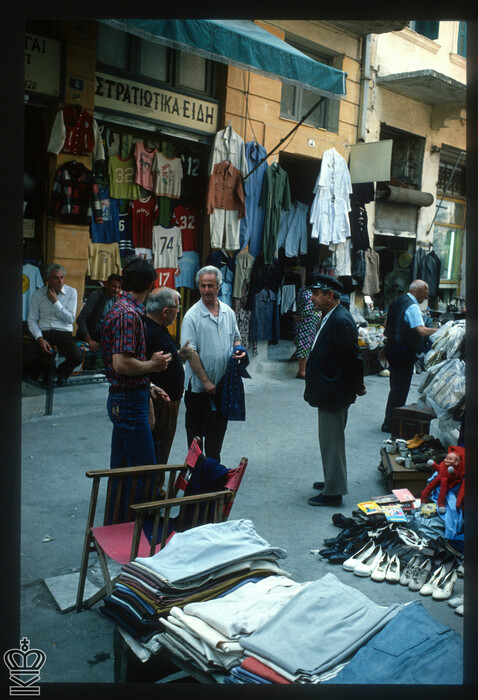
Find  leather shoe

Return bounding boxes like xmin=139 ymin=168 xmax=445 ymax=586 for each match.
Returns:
xmin=308 ymin=493 xmax=342 ymax=507
xmin=313 ymin=481 xmax=325 ymax=490
xmin=432 ymin=569 xmax=458 ymax=601
xmin=408 ymin=558 xmax=432 ymax=591
xmin=385 ymin=554 xmax=400 ymax=583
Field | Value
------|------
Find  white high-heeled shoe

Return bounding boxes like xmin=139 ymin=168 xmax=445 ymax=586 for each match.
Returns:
xmin=342 ymin=539 xmax=376 ymax=571
xmin=370 ymin=552 xmax=390 ymax=582
xmin=432 ymin=569 xmax=458 ymax=601
xmin=354 ymin=546 xmax=383 ymax=577
xmin=419 ymin=565 xmax=447 ymax=595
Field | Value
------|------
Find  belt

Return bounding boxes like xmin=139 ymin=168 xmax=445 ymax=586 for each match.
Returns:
xmin=109 ymin=386 xmax=149 ymax=394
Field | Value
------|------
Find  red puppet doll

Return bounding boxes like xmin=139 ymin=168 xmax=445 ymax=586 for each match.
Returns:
xmin=421 ymin=449 xmax=465 ymax=514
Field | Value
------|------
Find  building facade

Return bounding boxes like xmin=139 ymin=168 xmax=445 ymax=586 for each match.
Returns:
xmin=23 ymin=19 xmax=466 ymax=337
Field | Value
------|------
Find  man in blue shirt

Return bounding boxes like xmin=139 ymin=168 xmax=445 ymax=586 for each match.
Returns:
xmin=382 ymin=279 xmax=438 ymax=432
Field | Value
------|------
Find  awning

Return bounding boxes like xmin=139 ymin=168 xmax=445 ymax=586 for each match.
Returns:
xmin=101 ymin=19 xmax=347 ymax=99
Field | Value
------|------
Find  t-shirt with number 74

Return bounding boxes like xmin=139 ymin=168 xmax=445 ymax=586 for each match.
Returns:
xmin=152 ymin=225 xmax=183 ymax=270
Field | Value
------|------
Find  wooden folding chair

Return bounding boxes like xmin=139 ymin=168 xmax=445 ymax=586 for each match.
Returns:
xmin=76 ymin=439 xmax=247 ymax=612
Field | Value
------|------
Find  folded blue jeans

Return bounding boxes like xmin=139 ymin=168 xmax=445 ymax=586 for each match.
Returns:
xmin=323 ymin=600 xmax=463 ymax=685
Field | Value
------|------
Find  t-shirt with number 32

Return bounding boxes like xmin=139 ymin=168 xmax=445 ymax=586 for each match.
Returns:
xmin=152 ymin=225 xmax=183 ymax=270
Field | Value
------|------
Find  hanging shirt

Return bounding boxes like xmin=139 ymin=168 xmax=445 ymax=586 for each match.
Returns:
xmin=310 ymin=147 xmax=352 ymax=245
xmin=90 ymin=185 xmax=121 ymax=244
xmin=118 ymin=212 xmax=134 ymax=258
xmin=134 ymin=141 xmax=157 ymax=191
xmin=87 ymin=242 xmax=121 ymax=281
xmin=48 ymin=161 xmax=103 ymax=226
xmin=152 ymin=152 xmax=183 ymax=199
xmin=277 ymin=201 xmax=309 ymax=258
xmin=47 ymin=105 xmax=105 ymax=161
xmin=22 ymin=263 xmax=44 ymax=321
xmin=175 ymin=251 xmax=200 ymax=290
xmin=206 ymin=161 xmax=245 ymax=217
xmin=259 ymin=164 xmax=292 ymax=265
xmin=172 ymin=204 xmax=200 ymax=252
xmin=208 ymin=124 xmax=248 ymax=178
xmin=108 ymin=155 xmax=141 ymax=200
xmin=239 ymin=141 xmax=268 ymax=257
xmin=152 ymin=225 xmax=183 ymax=270
xmin=129 ymin=196 xmax=159 ymax=249
xmin=362 ymin=249 xmax=381 ymax=296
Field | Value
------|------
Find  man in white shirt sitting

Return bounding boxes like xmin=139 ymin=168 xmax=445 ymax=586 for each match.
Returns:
xmin=23 ymin=263 xmax=83 ymax=386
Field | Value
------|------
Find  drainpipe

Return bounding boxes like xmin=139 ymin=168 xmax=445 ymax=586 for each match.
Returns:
xmin=358 ymin=34 xmax=372 ymax=142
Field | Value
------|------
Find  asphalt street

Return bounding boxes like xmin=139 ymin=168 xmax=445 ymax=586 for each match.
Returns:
xmin=18 ymin=339 xmax=465 ymax=687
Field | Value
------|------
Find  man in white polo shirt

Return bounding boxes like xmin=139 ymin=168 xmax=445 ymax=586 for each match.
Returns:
xmin=24 ymin=263 xmax=82 ymax=386
xmin=181 ymin=265 xmax=245 ymax=461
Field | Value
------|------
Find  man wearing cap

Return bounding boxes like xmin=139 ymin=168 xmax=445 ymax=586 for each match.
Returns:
xmin=381 ymin=279 xmax=437 ymax=432
xmin=304 ymin=274 xmax=366 ymax=506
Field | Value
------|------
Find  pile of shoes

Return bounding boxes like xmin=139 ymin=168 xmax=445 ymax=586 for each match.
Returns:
xmin=405 ymin=434 xmax=447 ymax=471
xmin=399 ymin=551 xmax=460 ymax=599
xmin=315 ymin=514 xmax=464 ymax=601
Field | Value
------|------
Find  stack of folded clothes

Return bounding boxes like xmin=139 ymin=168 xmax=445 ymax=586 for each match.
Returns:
xmin=100 ymin=519 xmax=289 ymax=641
xmin=159 ymin=576 xmax=308 ymax=674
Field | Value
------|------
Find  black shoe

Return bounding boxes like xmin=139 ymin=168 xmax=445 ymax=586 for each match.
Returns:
xmin=308 ymin=493 xmax=342 ymax=507
xmin=332 ymin=513 xmax=359 ymax=529
xmin=381 ymin=423 xmax=391 ymax=433
xmin=56 ymin=376 xmax=68 ymax=387
xmin=313 ymin=481 xmax=325 ymax=490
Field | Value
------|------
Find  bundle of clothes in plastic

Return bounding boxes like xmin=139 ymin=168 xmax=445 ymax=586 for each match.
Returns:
xmin=101 ymin=519 xmax=463 ymax=684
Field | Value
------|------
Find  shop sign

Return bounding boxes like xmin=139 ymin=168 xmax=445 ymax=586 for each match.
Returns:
xmin=95 ymin=72 xmax=218 ymax=134
xmin=25 ymin=33 xmax=63 ymax=99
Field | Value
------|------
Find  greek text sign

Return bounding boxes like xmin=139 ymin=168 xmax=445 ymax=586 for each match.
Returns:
xmin=25 ymin=34 xmax=62 ymax=99
xmin=95 ymin=72 xmax=218 ymax=134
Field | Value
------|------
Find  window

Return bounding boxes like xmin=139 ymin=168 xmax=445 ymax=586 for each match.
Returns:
xmin=96 ymin=23 xmax=213 ymax=97
xmin=280 ymin=48 xmax=336 ymax=131
xmin=432 ymin=199 xmax=465 ymax=284
xmin=409 ymin=21 xmax=440 ymax=40
xmin=457 ymin=21 xmax=466 ymax=57
xmin=96 ymin=24 xmax=131 ymax=70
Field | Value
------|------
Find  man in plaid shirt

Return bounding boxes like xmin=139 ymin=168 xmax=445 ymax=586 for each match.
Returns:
xmin=101 ymin=256 xmax=171 ymax=522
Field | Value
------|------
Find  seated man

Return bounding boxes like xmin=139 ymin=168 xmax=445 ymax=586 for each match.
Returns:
xmin=23 ymin=263 xmax=83 ymax=386
xmin=76 ymin=274 xmax=122 ymax=353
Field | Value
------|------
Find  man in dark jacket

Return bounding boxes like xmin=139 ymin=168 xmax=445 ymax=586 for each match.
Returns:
xmin=76 ymin=274 xmax=122 ymax=351
xmin=304 ymin=274 xmax=366 ymax=506
xmin=144 ymin=287 xmax=193 ymax=463
xmin=382 ymin=279 xmax=437 ymax=432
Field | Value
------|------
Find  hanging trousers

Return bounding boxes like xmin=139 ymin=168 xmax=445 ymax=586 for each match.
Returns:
xmin=184 ymin=389 xmax=228 ymax=461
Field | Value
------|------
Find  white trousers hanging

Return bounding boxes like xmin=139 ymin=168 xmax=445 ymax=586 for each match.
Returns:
xmin=209 ymin=209 xmax=240 ymax=250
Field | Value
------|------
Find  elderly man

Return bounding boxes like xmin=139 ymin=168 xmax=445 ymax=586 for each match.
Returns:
xmin=382 ymin=279 xmax=438 ymax=432
xmin=76 ymin=273 xmax=122 ymax=352
xmin=145 ymin=287 xmax=193 ymax=463
xmin=304 ymin=274 xmax=366 ymax=506
xmin=24 ymin=263 xmax=83 ymax=386
xmin=101 ymin=257 xmax=171 ymax=521
xmin=181 ymin=265 xmax=245 ymax=461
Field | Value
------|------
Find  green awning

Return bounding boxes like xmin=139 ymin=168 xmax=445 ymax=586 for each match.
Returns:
xmin=101 ymin=19 xmax=347 ymax=99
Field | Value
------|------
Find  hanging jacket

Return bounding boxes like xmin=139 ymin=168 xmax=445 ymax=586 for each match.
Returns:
xmin=47 ymin=105 xmax=105 ymax=161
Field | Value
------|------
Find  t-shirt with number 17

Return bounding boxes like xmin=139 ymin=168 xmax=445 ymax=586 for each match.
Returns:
xmin=152 ymin=225 xmax=183 ymax=270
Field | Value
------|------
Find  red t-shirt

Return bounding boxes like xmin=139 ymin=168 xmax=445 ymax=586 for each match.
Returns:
xmin=129 ymin=197 xmax=158 ymax=248
xmin=172 ymin=204 xmax=200 ymax=252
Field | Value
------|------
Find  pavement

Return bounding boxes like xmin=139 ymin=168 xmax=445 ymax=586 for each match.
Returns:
xmin=18 ymin=340 xmax=465 ymax=689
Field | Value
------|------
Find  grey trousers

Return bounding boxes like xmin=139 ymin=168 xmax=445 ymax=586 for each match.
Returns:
xmin=318 ymin=405 xmax=349 ymax=496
